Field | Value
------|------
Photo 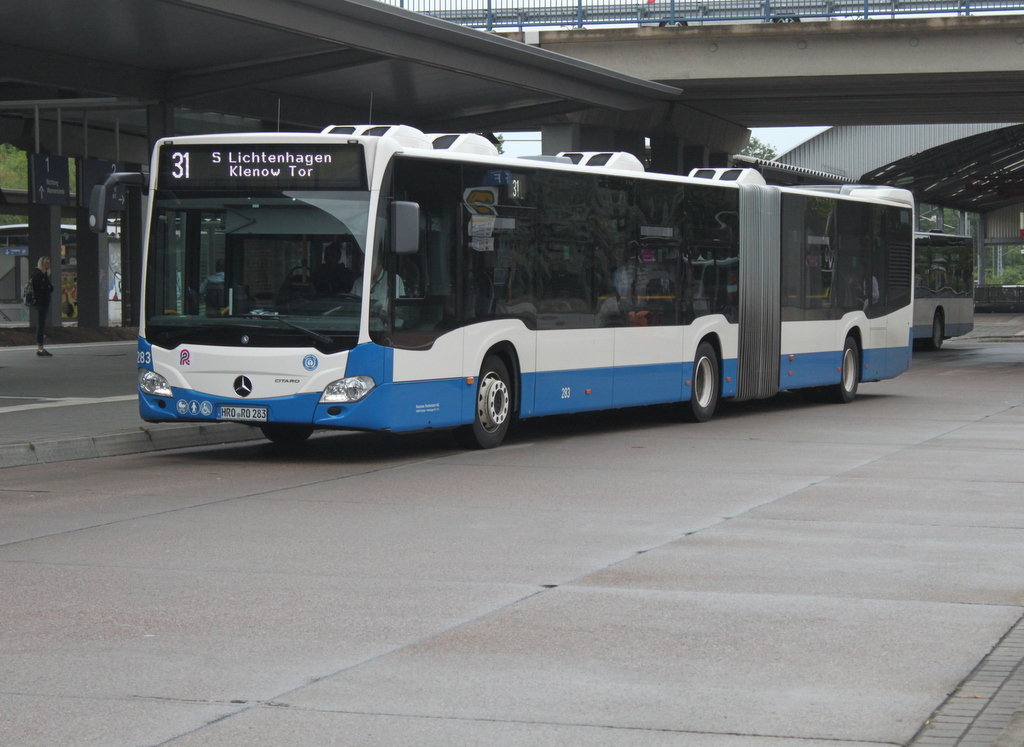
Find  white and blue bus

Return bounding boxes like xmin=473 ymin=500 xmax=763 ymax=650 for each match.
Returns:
xmin=913 ymin=231 xmax=974 ymax=350
xmin=91 ymin=125 xmax=915 ymax=448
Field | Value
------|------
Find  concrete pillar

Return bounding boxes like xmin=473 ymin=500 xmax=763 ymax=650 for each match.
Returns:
xmin=27 ymin=203 xmax=63 ymax=335
xmin=709 ymin=151 xmax=733 ymax=168
xmin=610 ymin=130 xmax=646 ymax=164
xmin=542 ymin=124 xmax=645 ymax=163
xmin=650 ymin=134 xmax=683 ymax=175
xmin=147 ymin=103 xmax=175 ymax=149
xmin=75 ymin=206 xmax=109 ymax=327
xmin=122 ymin=175 xmax=144 ymax=328
xmin=682 ymin=145 xmax=710 ymax=174
xmin=541 ymin=124 xmax=581 ymax=155
xmin=978 ymin=214 xmax=988 ymax=285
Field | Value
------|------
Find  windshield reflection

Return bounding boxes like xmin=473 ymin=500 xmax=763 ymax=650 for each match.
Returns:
xmin=144 ymin=191 xmax=372 ymax=349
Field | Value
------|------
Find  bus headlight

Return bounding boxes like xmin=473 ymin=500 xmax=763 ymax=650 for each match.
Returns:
xmin=139 ymin=369 xmax=173 ymax=398
xmin=320 ymin=375 xmax=375 ymax=404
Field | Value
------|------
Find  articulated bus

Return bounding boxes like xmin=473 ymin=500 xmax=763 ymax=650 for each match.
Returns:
xmin=913 ymin=231 xmax=974 ymax=350
xmin=91 ymin=125 xmax=914 ymax=448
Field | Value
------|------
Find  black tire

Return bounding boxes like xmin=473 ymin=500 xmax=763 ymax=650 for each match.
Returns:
xmin=828 ymin=336 xmax=860 ymax=404
xmin=922 ymin=310 xmax=944 ymax=351
xmin=456 ymin=355 xmax=513 ymax=449
xmin=260 ymin=423 xmax=314 ymax=447
xmin=683 ymin=341 xmax=719 ymax=422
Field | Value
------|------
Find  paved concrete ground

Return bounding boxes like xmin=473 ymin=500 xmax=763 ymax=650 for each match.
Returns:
xmin=1 ymin=320 xmax=1023 ymax=746
xmin=0 ymin=341 xmax=259 ymax=468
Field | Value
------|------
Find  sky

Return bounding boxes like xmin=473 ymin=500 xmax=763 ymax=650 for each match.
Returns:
xmin=499 ymin=126 xmax=830 ymax=159
xmin=750 ymin=126 xmax=830 ymax=157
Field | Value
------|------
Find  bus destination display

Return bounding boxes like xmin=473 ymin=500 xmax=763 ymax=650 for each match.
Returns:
xmin=158 ymin=144 xmax=366 ymax=190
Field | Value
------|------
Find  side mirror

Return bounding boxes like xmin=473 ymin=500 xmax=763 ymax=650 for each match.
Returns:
xmin=391 ymin=201 xmax=420 ymax=255
xmin=88 ymin=172 xmax=147 ymax=233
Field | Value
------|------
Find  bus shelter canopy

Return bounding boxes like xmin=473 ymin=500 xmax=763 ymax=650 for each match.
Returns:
xmin=862 ymin=123 xmax=1024 ymax=213
xmin=0 ymin=0 xmax=681 ymax=142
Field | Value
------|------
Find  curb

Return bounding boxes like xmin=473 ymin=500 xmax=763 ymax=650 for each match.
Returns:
xmin=0 ymin=422 xmax=263 ymax=469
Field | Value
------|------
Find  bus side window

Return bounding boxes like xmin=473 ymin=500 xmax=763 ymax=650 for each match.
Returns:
xmin=803 ymin=197 xmax=835 ymax=319
xmin=684 ymin=185 xmax=739 ymax=323
xmin=386 ymin=159 xmax=460 ymax=349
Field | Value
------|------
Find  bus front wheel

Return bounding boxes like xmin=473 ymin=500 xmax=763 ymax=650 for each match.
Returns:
xmin=683 ymin=341 xmax=719 ymax=422
xmin=456 ymin=355 xmax=512 ymax=449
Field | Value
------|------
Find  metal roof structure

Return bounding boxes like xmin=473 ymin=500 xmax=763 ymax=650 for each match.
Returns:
xmin=775 ymin=124 xmax=1016 ymax=181
xmin=861 ymin=124 xmax=1024 ymax=213
xmin=0 ymin=0 xmax=681 ymax=155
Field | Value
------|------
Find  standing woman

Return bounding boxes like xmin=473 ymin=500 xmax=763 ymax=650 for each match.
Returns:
xmin=31 ymin=257 xmax=54 ymax=357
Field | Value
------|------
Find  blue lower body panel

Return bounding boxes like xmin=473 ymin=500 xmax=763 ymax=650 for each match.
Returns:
xmin=779 ymin=351 xmax=842 ymax=390
xmin=141 ymin=388 xmax=321 ymax=425
xmin=139 ymin=341 xmax=912 ymax=435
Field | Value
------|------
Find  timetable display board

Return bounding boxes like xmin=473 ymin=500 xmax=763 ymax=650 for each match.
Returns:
xmin=157 ymin=144 xmax=367 ymax=191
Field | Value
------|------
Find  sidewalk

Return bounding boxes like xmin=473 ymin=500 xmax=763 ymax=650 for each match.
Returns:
xmin=2 ymin=313 xmax=1022 ymax=469
xmin=962 ymin=312 xmax=1024 ymax=340
xmin=0 ymin=340 xmax=260 ymax=469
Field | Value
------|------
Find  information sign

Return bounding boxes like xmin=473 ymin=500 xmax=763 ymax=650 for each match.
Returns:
xmin=157 ymin=144 xmax=367 ymax=191
xmin=80 ymin=159 xmax=126 ymax=212
xmin=30 ymin=154 xmax=71 ymax=205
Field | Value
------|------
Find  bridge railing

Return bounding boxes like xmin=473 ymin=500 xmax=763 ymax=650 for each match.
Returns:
xmin=383 ymin=0 xmax=1024 ymax=29
xmin=975 ymin=285 xmax=1024 ymax=312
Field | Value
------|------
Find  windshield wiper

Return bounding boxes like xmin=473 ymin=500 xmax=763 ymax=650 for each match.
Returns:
xmin=155 ymin=324 xmax=230 ymax=345
xmin=237 ymin=314 xmax=335 ymax=347
xmin=152 ymin=317 xmax=336 ymax=349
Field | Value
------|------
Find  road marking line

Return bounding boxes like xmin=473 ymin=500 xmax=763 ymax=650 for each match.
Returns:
xmin=0 ymin=395 xmax=137 ymax=414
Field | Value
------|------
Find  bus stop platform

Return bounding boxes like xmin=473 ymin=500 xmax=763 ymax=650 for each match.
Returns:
xmin=0 ymin=340 xmax=261 ymax=469
xmin=1 ymin=313 xmax=1023 ymax=469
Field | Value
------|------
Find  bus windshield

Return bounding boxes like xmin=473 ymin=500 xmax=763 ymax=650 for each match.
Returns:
xmin=145 ymin=190 xmax=372 ymax=351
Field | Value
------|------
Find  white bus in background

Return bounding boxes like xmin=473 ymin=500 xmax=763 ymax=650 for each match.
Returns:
xmin=91 ymin=125 xmax=915 ymax=449
xmin=913 ymin=231 xmax=974 ymax=350
xmin=0 ymin=222 xmax=122 ymax=324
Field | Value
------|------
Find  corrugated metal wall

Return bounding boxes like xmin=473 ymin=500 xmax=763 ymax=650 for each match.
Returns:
xmin=986 ymin=204 xmax=1024 ymax=241
xmin=775 ymin=124 xmax=1015 ymax=180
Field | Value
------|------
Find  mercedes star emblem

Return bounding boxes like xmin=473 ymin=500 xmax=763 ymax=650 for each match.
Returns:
xmin=233 ymin=375 xmax=253 ymax=397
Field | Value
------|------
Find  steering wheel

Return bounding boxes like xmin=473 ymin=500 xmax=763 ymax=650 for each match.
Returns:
xmin=320 ymin=294 xmax=362 ymax=316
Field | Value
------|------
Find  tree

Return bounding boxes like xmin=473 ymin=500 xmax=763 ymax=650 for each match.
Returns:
xmin=0 ymin=143 xmax=28 ymax=226
xmin=741 ymin=136 xmax=777 ymax=161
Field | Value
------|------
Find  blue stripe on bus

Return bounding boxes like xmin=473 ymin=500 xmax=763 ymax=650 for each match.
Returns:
xmin=913 ymin=322 xmax=973 ymax=339
xmin=778 ymin=346 xmax=911 ymax=389
xmin=140 ymin=387 xmax=321 ymax=424
xmin=138 ymin=337 xmax=154 ymax=370
xmin=945 ymin=322 xmax=972 ymax=337
xmin=314 ymin=378 xmax=468 ymax=432
xmin=530 ymin=358 xmax=741 ymax=416
xmin=138 ymin=344 xmax=913 ymax=432
xmin=779 ymin=351 xmax=842 ymax=390
xmin=345 ymin=342 xmax=390 ymax=383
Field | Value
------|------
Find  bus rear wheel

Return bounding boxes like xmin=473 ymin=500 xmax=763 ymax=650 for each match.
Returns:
xmin=923 ymin=310 xmax=944 ymax=351
xmin=456 ymin=355 xmax=512 ymax=449
xmin=683 ymin=341 xmax=719 ymax=422
xmin=829 ymin=336 xmax=860 ymax=404
xmin=260 ymin=423 xmax=314 ymax=447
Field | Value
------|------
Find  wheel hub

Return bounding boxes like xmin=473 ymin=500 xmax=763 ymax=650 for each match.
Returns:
xmin=478 ymin=373 xmax=509 ymax=433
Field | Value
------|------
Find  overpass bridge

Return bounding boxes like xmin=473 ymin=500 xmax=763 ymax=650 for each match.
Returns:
xmin=507 ymin=16 xmax=1024 ymax=128
xmin=484 ymin=15 xmax=1024 ymax=175
xmin=392 ymin=0 xmax=1024 ymax=29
